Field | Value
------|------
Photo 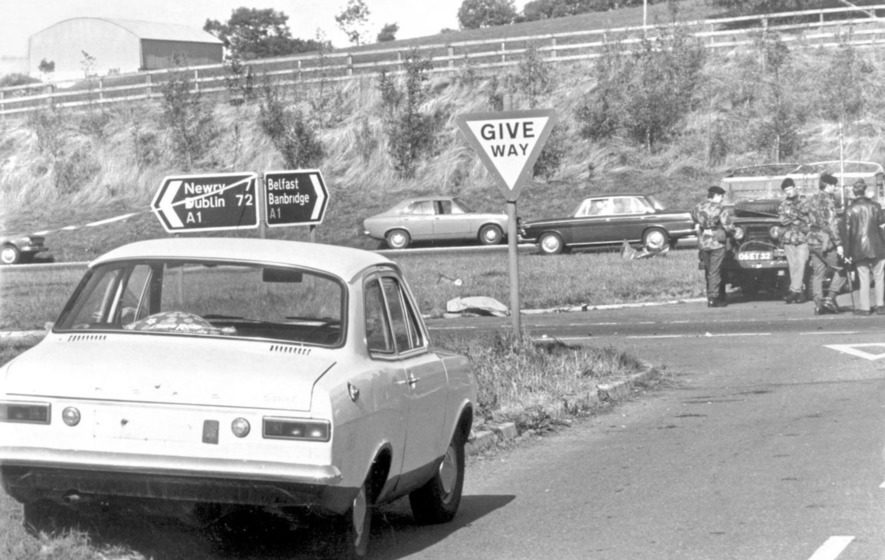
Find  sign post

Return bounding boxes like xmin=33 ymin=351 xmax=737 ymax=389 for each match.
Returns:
xmin=456 ymin=109 xmax=557 ymax=335
xmin=152 ymin=173 xmax=259 ymax=233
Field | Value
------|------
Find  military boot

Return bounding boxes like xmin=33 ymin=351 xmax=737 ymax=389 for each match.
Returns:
xmin=821 ymin=297 xmax=839 ymax=314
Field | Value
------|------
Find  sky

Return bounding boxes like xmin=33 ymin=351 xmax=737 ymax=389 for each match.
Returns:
xmin=0 ymin=0 xmax=529 ymax=59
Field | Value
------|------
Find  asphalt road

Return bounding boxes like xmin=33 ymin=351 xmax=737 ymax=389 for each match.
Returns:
xmin=375 ymin=298 xmax=885 ymax=560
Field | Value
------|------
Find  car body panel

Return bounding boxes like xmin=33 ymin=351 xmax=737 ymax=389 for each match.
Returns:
xmin=520 ymin=194 xmax=694 ymax=251
xmin=362 ymin=196 xmax=508 ymax=247
xmin=0 ymin=237 xmax=476 ymax=522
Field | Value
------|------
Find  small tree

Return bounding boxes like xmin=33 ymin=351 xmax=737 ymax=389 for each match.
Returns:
xmin=38 ymin=59 xmax=55 ymax=79
xmin=514 ymin=44 xmax=554 ymax=108
xmin=160 ymin=70 xmax=216 ymax=170
xmin=336 ymin=0 xmax=371 ymax=46
xmin=377 ymin=22 xmax=399 ymax=43
xmin=258 ymin=79 xmax=324 ymax=168
xmin=817 ymin=43 xmax=875 ymax=147
xmin=377 ymin=53 xmax=438 ymax=178
xmin=457 ymin=0 xmax=517 ymax=29
xmin=205 ymin=8 xmax=328 ymax=60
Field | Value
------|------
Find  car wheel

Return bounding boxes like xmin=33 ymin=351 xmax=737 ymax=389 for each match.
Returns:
xmin=642 ymin=228 xmax=669 ymax=252
xmin=0 ymin=244 xmax=21 ymax=265
xmin=409 ymin=428 xmax=465 ymax=524
xmin=478 ymin=224 xmax=504 ymax=245
xmin=538 ymin=232 xmax=564 ymax=255
xmin=338 ymin=481 xmax=372 ymax=558
xmin=385 ymin=229 xmax=411 ymax=249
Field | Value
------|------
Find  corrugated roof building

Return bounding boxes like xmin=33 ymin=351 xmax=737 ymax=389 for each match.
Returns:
xmin=29 ymin=17 xmax=223 ymax=82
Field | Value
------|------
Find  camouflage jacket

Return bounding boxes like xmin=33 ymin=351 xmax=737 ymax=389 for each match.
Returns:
xmin=691 ymin=199 xmax=733 ymax=251
xmin=804 ymin=190 xmax=842 ymax=251
xmin=777 ymin=196 xmax=810 ymax=245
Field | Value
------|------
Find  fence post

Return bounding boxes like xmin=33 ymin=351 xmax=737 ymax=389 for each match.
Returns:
xmin=501 ymin=41 xmax=506 ymax=64
xmin=551 ymin=37 xmax=557 ymax=59
xmin=448 ymin=45 xmax=454 ymax=69
xmin=145 ymin=73 xmax=152 ymax=99
xmin=193 ymin=69 xmax=199 ymax=92
xmin=347 ymin=53 xmax=354 ymax=76
xmin=98 ymin=78 xmax=104 ymax=101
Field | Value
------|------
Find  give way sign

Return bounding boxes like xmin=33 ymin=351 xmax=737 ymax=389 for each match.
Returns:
xmin=456 ymin=109 xmax=557 ymax=201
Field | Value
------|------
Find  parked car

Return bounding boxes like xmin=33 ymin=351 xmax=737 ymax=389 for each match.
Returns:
xmin=519 ymin=194 xmax=695 ymax=255
xmin=0 ymin=237 xmax=477 ymax=557
xmin=1 ymin=234 xmax=49 ymax=265
xmin=362 ymin=196 xmax=508 ymax=249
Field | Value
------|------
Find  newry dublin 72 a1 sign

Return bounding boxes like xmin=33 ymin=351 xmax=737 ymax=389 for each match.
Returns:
xmin=152 ymin=173 xmax=258 ymax=233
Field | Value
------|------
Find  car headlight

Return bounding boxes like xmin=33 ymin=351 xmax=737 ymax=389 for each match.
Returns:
xmin=263 ymin=417 xmax=331 ymax=441
xmin=0 ymin=401 xmax=51 ymax=424
xmin=769 ymin=226 xmax=783 ymax=240
xmin=732 ymin=226 xmax=745 ymax=241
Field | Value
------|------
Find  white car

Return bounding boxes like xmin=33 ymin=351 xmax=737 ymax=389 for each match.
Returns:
xmin=0 ymin=237 xmax=476 ymax=557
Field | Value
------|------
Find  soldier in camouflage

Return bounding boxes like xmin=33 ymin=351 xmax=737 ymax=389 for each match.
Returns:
xmin=691 ymin=185 xmax=733 ymax=307
xmin=777 ymin=177 xmax=810 ymax=304
xmin=806 ymin=173 xmax=846 ymax=314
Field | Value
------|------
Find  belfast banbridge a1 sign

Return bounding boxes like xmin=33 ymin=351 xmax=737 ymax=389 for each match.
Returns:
xmin=263 ymin=170 xmax=329 ymax=227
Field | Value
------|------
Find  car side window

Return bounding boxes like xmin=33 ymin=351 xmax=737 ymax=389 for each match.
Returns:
xmin=364 ymin=279 xmax=393 ymax=354
xmin=381 ymin=277 xmax=423 ymax=353
xmin=409 ymin=201 xmax=435 ymax=215
xmin=438 ymin=200 xmax=452 ymax=215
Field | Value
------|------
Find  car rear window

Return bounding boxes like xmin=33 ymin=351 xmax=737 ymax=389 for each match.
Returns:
xmin=54 ymin=260 xmax=346 ymax=346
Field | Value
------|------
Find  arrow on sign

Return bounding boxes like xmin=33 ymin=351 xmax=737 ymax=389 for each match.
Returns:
xmin=157 ymin=180 xmax=184 ymax=229
xmin=456 ymin=110 xmax=557 ymax=201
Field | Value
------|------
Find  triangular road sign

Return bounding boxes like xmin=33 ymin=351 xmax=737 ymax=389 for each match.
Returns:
xmin=825 ymin=343 xmax=885 ymax=361
xmin=456 ymin=110 xmax=557 ymax=201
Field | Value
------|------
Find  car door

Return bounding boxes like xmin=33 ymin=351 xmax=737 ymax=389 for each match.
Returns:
xmin=571 ymin=197 xmax=621 ymax=244
xmin=605 ymin=196 xmax=652 ymax=242
xmin=402 ymin=200 xmax=436 ymax=241
xmin=431 ymin=199 xmax=470 ymax=240
xmin=376 ymin=274 xmax=448 ymax=477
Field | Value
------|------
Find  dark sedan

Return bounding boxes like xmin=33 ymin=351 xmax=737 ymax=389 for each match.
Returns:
xmin=1 ymin=235 xmax=49 ymax=265
xmin=519 ymin=194 xmax=695 ymax=255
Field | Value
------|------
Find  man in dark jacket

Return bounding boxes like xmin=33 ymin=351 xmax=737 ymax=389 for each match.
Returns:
xmin=844 ymin=179 xmax=885 ymax=315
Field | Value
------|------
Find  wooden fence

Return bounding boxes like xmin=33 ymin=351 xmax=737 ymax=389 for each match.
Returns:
xmin=2 ymin=4 xmax=885 ymax=117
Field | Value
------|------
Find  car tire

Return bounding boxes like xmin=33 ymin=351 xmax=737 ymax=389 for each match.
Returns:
xmin=642 ymin=228 xmax=669 ymax=252
xmin=478 ymin=224 xmax=504 ymax=245
xmin=409 ymin=429 xmax=465 ymax=524
xmin=385 ymin=229 xmax=411 ymax=250
xmin=338 ymin=480 xmax=372 ymax=558
xmin=538 ymin=232 xmax=564 ymax=255
xmin=1 ymin=244 xmax=21 ymax=265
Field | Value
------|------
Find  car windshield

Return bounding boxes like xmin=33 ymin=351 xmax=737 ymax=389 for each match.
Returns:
xmin=645 ymin=196 xmax=665 ymax=211
xmin=54 ymin=259 xmax=346 ymax=346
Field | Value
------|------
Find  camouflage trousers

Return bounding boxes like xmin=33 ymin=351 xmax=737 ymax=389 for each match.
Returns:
xmin=699 ymin=248 xmax=726 ymax=300
xmin=809 ymin=248 xmax=846 ymax=302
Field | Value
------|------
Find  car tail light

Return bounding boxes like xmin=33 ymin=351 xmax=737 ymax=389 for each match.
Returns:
xmin=231 ymin=417 xmax=251 ymax=438
xmin=263 ymin=418 xmax=331 ymax=441
xmin=0 ymin=401 xmax=50 ymax=424
xmin=62 ymin=407 xmax=81 ymax=426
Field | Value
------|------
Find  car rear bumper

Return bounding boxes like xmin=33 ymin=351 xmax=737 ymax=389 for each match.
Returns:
xmin=0 ymin=447 xmax=350 ymax=512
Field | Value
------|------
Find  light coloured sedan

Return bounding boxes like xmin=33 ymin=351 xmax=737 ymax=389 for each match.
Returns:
xmin=362 ymin=196 xmax=508 ymax=249
xmin=0 ymin=237 xmax=476 ymax=557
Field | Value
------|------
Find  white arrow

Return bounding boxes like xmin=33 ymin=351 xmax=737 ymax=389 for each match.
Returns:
xmin=309 ymin=173 xmax=327 ymax=221
xmin=158 ymin=180 xmax=184 ymax=229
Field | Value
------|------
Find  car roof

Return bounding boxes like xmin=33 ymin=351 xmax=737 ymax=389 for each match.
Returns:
xmin=91 ymin=237 xmax=395 ymax=281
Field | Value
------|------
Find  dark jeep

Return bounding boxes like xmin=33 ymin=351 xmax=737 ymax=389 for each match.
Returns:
xmin=722 ymin=199 xmax=789 ymax=297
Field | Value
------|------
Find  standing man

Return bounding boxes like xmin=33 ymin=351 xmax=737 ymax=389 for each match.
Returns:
xmin=843 ymin=179 xmax=885 ymax=315
xmin=806 ymin=172 xmax=847 ymax=315
xmin=778 ymin=177 xmax=810 ymax=304
xmin=692 ymin=185 xmax=733 ymax=308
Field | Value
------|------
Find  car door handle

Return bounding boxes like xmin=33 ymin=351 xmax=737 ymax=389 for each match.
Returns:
xmin=396 ymin=372 xmax=420 ymax=387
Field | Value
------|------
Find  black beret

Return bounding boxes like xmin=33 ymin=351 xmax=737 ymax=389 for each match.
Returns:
xmin=853 ymin=179 xmax=867 ymax=195
xmin=820 ymin=173 xmax=837 ymax=186
xmin=780 ymin=177 xmax=795 ymax=190
xmin=707 ymin=185 xmax=725 ymax=196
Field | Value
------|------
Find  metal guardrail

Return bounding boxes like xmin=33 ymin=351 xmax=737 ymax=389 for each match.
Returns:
xmin=2 ymin=5 xmax=884 ymax=117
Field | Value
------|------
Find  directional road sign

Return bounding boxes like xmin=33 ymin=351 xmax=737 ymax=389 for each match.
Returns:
xmin=263 ymin=170 xmax=329 ymax=227
xmin=152 ymin=173 xmax=258 ymax=233
xmin=456 ymin=109 xmax=557 ymax=201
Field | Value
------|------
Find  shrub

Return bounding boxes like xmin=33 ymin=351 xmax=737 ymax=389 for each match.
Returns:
xmin=258 ymin=79 xmax=325 ymax=168
xmin=160 ymin=70 xmax=216 ymax=170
